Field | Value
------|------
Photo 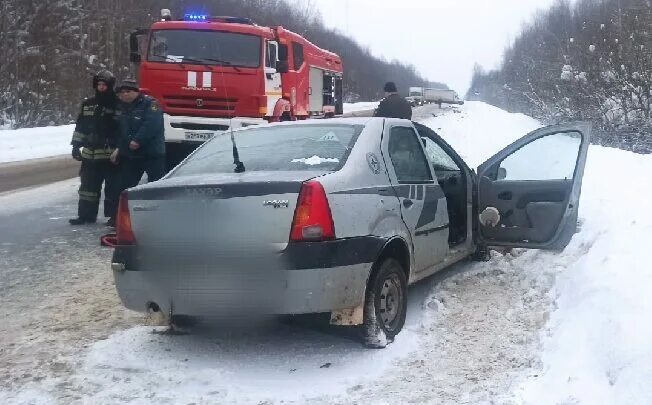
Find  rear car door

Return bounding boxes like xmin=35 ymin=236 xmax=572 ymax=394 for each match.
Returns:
xmin=476 ymin=123 xmax=590 ymax=249
xmin=382 ymin=122 xmax=449 ymax=273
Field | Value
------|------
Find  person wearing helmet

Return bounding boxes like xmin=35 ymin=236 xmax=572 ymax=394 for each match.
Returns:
xmin=69 ymin=70 xmax=121 ymax=227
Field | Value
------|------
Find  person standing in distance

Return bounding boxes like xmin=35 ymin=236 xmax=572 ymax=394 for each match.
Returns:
xmin=373 ymin=81 xmax=413 ymax=120
xmin=69 ymin=70 xmax=121 ymax=227
xmin=113 ymin=79 xmax=166 ymax=194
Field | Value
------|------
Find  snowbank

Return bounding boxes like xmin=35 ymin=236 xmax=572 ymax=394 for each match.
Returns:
xmin=430 ymin=101 xmax=652 ymax=404
xmin=515 ymin=146 xmax=652 ymax=404
xmin=0 ymin=124 xmax=74 ymax=163
xmin=343 ymin=101 xmax=379 ymax=114
xmin=423 ymin=101 xmax=542 ymax=167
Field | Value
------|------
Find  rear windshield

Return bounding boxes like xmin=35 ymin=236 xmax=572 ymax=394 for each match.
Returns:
xmin=170 ymin=124 xmax=362 ymax=176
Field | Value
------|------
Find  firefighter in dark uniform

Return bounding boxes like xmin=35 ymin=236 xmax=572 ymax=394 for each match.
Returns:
xmin=69 ymin=70 xmax=120 ymax=227
xmin=373 ymin=82 xmax=413 ymax=120
xmin=114 ymin=79 xmax=166 ymax=192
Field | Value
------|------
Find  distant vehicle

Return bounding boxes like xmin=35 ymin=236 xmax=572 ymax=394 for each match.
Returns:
xmin=105 ymin=118 xmax=590 ymax=347
xmin=424 ymin=88 xmax=464 ymax=105
xmin=406 ymin=86 xmax=425 ymax=106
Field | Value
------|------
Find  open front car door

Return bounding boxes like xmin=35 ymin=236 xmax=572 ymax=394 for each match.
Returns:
xmin=476 ymin=123 xmax=590 ymax=250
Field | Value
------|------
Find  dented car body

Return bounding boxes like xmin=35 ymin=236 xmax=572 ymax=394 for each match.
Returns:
xmin=109 ymin=117 xmax=590 ymax=346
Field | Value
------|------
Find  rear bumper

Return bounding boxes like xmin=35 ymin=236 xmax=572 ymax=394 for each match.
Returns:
xmin=163 ymin=114 xmax=266 ymax=143
xmin=112 ymin=237 xmax=386 ymax=318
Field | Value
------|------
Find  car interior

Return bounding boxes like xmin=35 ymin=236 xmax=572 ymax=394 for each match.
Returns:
xmin=413 ymin=123 xmax=468 ymax=247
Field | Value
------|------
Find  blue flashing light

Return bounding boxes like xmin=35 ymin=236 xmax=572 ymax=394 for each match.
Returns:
xmin=184 ymin=13 xmax=207 ymax=21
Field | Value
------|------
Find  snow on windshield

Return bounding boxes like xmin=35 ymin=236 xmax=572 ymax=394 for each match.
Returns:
xmin=291 ymin=156 xmax=340 ymax=165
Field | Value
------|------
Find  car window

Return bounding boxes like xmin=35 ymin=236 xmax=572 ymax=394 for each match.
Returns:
xmin=265 ymin=41 xmax=278 ymax=69
xmin=388 ymin=126 xmax=433 ymax=183
xmin=498 ymin=131 xmax=581 ymax=180
xmin=170 ymin=125 xmax=361 ymax=176
xmin=422 ymin=137 xmax=460 ymax=171
xmin=292 ymin=42 xmax=304 ymax=70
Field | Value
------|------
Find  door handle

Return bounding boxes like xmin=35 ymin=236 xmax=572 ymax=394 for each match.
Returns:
xmin=403 ymin=199 xmax=414 ymax=208
xmin=497 ymin=191 xmax=513 ymax=200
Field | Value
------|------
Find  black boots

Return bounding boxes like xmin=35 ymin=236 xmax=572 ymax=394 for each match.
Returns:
xmin=69 ymin=217 xmax=114 ymax=226
xmin=69 ymin=217 xmax=97 ymax=225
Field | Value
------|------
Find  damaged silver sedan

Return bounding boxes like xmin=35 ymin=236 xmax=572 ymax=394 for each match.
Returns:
xmin=104 ymin=117 xmax=589 ymax=347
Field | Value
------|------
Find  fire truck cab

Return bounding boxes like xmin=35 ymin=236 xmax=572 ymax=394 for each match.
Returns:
xmin=129 ymin=11 xmax=344 ymax=170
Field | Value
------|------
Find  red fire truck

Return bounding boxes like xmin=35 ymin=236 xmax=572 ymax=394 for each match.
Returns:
xmin=129 ymin=10 xmax=345 ymax=169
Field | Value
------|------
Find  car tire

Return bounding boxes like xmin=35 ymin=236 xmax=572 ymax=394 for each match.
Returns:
xmin=362 ymin=258 xmax=408 ymax=348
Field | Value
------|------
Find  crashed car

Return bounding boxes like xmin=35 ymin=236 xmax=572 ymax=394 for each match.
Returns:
xmin=106 ymin=118 xmax=589 ymax=347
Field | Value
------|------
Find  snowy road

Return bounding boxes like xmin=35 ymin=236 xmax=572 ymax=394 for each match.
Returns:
xmin=2 ymin=102 xmax=648 ymax=404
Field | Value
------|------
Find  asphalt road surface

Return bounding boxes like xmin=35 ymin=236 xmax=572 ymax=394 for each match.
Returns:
xmin=0 ymin=156 xmax=79 ymax=195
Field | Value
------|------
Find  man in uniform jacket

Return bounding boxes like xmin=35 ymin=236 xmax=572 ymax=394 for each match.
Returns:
xmin=113 ymin=79 xmax=166 ymax=194
xmin=69 ymin=70 xmax=120 ymax=227
xmin=373 ymin=82 xmax=413 ymax=120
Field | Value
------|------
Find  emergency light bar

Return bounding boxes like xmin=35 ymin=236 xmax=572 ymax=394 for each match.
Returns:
xmin=160 ymin=9 xmax=254 ymax=25
xmin=184 ymin=13 xmax=208 ymax=21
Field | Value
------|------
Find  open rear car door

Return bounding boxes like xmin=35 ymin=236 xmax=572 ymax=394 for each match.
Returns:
xmin=476 ymin=123 xmax=590 ymax=250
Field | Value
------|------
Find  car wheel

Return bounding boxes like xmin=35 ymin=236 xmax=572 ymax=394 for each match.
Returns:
xmin=362 ymin=258 xmax=407 ymax=348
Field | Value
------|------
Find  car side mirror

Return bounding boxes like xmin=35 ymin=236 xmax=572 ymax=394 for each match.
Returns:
xmin=497 ymin=167 xmax=507 ymax=180
xmin=129 ymin=28 xmax=148 ymax=64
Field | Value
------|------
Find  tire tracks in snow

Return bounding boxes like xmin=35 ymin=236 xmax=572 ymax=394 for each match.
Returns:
xmin=308 ymin=244 xmax=591 ymax=404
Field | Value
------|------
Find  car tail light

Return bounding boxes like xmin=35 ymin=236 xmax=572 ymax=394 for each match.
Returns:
xmin=290 ymin=180 xmax=335 ymax=241
xmin=117 ymin=192 xmax=136 ymax=245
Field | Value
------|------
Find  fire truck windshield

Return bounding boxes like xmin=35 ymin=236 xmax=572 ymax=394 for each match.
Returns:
xmin=148 ymin=29 xmax=261 ymax=68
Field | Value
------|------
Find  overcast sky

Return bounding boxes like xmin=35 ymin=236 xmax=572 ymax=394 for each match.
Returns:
xmin=304 ymin=0 xmax=559 ymax=95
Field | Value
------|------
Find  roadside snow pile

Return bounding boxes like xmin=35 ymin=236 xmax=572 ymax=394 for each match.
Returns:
xmin=515 ymin=146 xmax=652 ymax=404
xmin=343 ymin=101 xmax=378 ymax=114
xmin=0 ymin=124 xmax=74 ymax=163
xmin=429 ymin=101 xmax=652 ymax=404
xmin=423 ymin=101 xmax=541 ymax=167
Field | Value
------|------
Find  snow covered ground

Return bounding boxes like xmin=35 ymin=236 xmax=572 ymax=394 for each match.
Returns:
xmin=427 ymin=102 xmax=652 ymax=404
xmin=1 ymin=101 xmax=651 ymax=404
xmin=0 ymin=124 xmax=74 ymax=163
xmin=343 ymin=101 xmax=379 ymax=114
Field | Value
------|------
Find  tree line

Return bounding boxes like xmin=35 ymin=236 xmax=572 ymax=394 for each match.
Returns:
xmin=467 ymin=0 xmax=651 ymax=153
xmin=0 ymin=0 xmax=445 ymax=129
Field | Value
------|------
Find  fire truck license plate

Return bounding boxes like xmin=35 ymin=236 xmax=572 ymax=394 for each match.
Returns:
xmin=184 ymin=132 xmax=214 ymax=141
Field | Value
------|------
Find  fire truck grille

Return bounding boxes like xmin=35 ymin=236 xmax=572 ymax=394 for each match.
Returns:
xmin=164 ymin=95 xmax=238 ymax=112
xmin=170 ymin=123 xmax=230 ymax=131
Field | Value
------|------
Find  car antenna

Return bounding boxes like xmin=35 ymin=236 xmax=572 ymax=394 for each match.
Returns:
xmin=215 ymin=43 xmax=245 ymax=173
